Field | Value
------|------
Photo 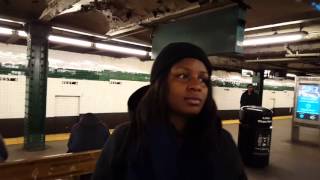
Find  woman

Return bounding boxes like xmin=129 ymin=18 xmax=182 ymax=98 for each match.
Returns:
xmin=93 ymin=42 xmax=247 ymax=180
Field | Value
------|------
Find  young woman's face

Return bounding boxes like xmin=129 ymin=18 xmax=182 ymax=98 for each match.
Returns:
xmin=167 ymin=58 xmax=209 ymax=116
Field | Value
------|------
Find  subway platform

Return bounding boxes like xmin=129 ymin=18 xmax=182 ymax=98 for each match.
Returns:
xmin=4 ymin=117 xmax=320 ymax=180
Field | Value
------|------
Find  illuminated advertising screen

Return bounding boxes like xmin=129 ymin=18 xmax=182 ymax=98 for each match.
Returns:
xmin=296 ymin=84 xmax=320 ymax=121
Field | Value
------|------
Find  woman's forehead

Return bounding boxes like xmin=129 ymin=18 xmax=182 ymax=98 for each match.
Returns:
xmin=171 ymin=58 xmax=208 ymax=70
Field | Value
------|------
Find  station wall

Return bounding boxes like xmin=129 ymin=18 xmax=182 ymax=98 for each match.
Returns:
xmin=0 ymin=43 xmax=295 ymax=137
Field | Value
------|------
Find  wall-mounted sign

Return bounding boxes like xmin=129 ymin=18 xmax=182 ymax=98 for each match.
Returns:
xmin=294 ymin=77 xmax=320 ymax=125
xmin=296 ymin=84 xmax=320 ymax=121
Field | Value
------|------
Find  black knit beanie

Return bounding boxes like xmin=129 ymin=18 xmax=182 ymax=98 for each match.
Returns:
xmin=150 ymin=42 xmax=212 ymax=84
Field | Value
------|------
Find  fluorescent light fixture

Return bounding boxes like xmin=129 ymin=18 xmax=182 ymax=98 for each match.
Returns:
xmin=111 ymin=38 xmax=152 ymax=48
xmin=95 ymin=43 xmax=148 ymax=56
xmin=242 ymin=32 xmax=307 ymax=46
xmin=48 ymin=35 xmax=92 ymax=47
xmin=286 ymin=73 xmax=296 ymax=78
xmin=0 ymin=17 xmax=24 ymax=24
xmin=52 ymin=26 xmax=107 ymax=39
xmin=0 ymin=27 xmax=13 ymax=35
xmin=52 ymin=27 xmax=152 ymax=49
xmin=18 ymin=30 xmax=27 ymax=37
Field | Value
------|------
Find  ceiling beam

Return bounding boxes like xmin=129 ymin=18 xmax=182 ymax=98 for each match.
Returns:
xmin=211 ymin=56 xmax=320 ymax=74
xmin=208 ymin=56 xmax=286 ymax=71
xmin=107 ymin=1 xmax=236 ymax=37
xmin=245 ymin=57 xmax=318 ymax=63
xmin=243 ymin=41 xmax=320 ymax=56
xmin=39 ymin=0 xmax=81 ymax=21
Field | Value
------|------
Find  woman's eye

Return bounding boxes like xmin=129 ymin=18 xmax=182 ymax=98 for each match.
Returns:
xmin=177 ymin=73 xmax=188 ymax=80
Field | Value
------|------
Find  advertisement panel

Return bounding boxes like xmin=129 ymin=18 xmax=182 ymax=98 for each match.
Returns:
xmin=294 ymin=77 xmax=320 ymax=125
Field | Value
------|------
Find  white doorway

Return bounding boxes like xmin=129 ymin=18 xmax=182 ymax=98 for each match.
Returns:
xmin=54 ymin=96 xmax=80 ymax=117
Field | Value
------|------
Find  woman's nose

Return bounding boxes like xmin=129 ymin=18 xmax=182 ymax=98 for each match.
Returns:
xmin=187 ymin=78 xmax=202 ymax=91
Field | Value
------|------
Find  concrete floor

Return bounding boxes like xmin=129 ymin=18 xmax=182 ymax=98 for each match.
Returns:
xmin=224 ymin=120 xmax=320 ymax=180
xmin=6 ymin=140 xmax=68 ymax=162
xmin=4 ymin=119 xmax=320 ymax=180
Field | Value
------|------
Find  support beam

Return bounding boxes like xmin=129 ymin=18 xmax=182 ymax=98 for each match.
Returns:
xmin=209 ymin=56 xmax=286 ymax=71
xmin=245 ymin=57 xmax=318 ymax=63
xmin=252 ymin=70 xmax=264 ymax=106
xmin=244 ymin=41 xmax=320 ymax=56
xmin=107 ymin=1 xmax=236 ymax=37
xmin=24 ymin=21 xmax=51 ymax=151
xmin=39 ymin=0 xmax=81 ymax=21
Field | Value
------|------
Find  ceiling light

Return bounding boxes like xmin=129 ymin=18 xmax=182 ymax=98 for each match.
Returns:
xmin=0 ymin=17 xmax=24 ymax=24
xmin=0 ymin=27 xmax=13 ymax=35
xmin=242 ymin=32 xmax=307 ymax=46
xmin=52 ymin=27 xmax=151 ymax=48
xmin=52 ymin=26 xmax=107 ymax=39
xmin=286 ymin=73 xmax=296 ymax=78
xmin=95 ymin=43 xmax=148 ymax=56
xmin=48 ymin=35 xmax=92 ymax=47
xmin=111 ymin=38 xmax=152 ymax=48
xmin=17 ymin=30 xmax=27 ymax=37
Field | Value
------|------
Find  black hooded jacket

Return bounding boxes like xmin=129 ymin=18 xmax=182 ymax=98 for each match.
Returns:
xmin=240 ymin=90 xmax=259 ymax=107
xmin=92 ymin=123 xmax=247 ymax=180
xmin=67 ymin=113 xmax=110 ymax=153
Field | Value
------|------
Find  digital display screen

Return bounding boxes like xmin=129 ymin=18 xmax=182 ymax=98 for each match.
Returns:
xmin=296 ymin=84 xmax=320 ymax=121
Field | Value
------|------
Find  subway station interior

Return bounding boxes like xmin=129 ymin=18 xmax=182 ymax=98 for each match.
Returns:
xmin=0 ymin=0 xmax=320 ymax=179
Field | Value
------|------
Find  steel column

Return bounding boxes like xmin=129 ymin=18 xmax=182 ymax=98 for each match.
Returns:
xmin=24 ymin=22 xmax=50 ymax=150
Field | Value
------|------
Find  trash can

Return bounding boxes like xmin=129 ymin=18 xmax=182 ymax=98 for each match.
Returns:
xmin=238 ymin=106 xmax=273 ymax=168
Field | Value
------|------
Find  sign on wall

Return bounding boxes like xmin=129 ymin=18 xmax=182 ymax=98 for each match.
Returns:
xmin=293 ymin=77 xmax=320 ymax=126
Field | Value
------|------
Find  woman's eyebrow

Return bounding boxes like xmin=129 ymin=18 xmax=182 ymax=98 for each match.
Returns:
xmin=198 ymin=71 xmax=209 ymax=76
xmin=174 ymin=66 xmax=207 ymax=72
xmin=172 ymin=66 xmax=208 ymax=75
xmin=173 ymin=66 xmax=190 ymax=71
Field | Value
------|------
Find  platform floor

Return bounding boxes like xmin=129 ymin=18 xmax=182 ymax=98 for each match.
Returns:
xmin=4 ymin=119 xmax=320 ymax=180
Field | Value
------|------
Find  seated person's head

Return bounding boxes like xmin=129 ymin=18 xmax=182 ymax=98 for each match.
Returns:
xmin=79 ymin=113 xmax=99 ymax=126
xmin=247 ymin=84 xmax=254 ymax=93
xmin=128 ymin=85 xmax=150 ymax=116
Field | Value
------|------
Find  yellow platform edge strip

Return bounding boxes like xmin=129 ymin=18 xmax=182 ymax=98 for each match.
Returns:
xmin=4 ymin=116 xmax=292 ymax=146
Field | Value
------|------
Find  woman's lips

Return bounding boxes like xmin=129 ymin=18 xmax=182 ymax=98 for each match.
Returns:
xmin=184 ymin=97 xmax=202 ymax=105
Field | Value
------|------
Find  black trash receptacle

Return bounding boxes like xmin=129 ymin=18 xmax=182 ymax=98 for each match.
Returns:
xmin=238 ymin=106 xmax=273 ymax=168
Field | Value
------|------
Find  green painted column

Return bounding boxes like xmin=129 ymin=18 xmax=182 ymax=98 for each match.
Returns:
xmin=24 ymin=22 xmax=50 ymax=150
xmin=252 ymin=70 xmax=265 ymax=106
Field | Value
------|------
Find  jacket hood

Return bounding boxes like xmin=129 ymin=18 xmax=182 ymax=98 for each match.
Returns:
xmin=79 ymin=113 xmax=100 ymax=127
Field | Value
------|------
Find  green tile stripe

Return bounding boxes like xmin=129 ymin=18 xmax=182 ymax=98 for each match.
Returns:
xmin=0 ymin=66 xmax=294 ymax=91
xmin=0 ymin=65 xmax=150 ymax=82
xmin=212 ymin=80 xmax=294 ymax=91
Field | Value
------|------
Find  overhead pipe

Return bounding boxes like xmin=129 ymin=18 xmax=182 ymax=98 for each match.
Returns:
xmin=285 ymin=53 xmax=320 ymax=57
xmin=245 ymin=57 xmax=316 ymax=63
xmin=245 ymin=17 xmax=320 ymax=32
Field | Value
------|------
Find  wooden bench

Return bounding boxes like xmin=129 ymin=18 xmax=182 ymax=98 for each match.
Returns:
xmin=0 ymin=150 xmax=101 ymax=180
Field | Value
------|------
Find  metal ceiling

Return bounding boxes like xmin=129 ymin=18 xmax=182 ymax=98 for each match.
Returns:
xmin=0 ymin=0 xmax=319 ymax=74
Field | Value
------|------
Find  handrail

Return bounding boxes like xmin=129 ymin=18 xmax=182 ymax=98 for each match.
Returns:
xmin=0 ymin=150 xmax=101 ymax=180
